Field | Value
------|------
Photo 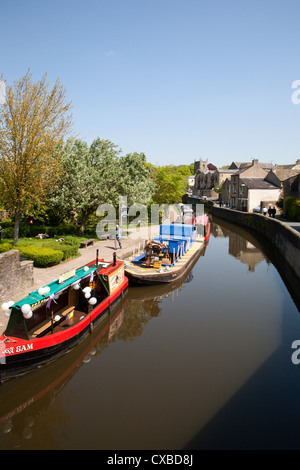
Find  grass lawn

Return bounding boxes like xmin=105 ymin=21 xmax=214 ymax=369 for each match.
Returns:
xmin=6 ymin=236 xmax=89 ymax=248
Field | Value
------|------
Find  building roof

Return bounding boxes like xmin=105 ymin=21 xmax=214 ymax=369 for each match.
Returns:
xmin=240 ymin=178 xmax=279 ymax=190
xmin=229 ymin=162 xmax=250 ymax=169
xmin=216 ymin=169 xmax=239 ymax=173
xmin=282 ymin=173 xmax=300 ymax=184
xmin=230 ymin=160 xmax=275 ymax=172
xmin=207 ymin=163 xmax=217 ymax=170
xmin=271 ymin=169 xmax=300 ymax=181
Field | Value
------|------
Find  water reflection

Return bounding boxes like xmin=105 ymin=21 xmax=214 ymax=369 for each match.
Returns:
xmin=212 ymin=215 xmax=300 ymax=311
xmin=211 ymin=222 xmax=266 ymax=272
xmin=1 ymin=217 xmax=300 ymax=449
xmin=0 ymin=299 xmax=127 ymax=446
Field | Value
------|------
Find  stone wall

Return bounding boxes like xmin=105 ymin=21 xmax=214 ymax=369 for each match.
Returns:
xmin=0 ymin=250 xmax=34 ymax=305
xmin=210 ymin=206 xmax=300 ymax=279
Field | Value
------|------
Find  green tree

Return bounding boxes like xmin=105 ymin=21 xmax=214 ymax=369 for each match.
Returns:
xmin=118 ymin=152 xmax=155 ymax=206
xmin=48 ymin=139 xmax=155 ymax=232
xmin=49 ymin=138 xmax=121 ymax=233
xmin=0 ymin=71 xmax=72 ymax=244
xmin=152 ymin=165 xmax=186 ymax=205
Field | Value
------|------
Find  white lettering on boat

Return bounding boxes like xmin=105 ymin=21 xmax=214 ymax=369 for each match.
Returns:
xmin=3 ymin=343 xmax=34 ymax=355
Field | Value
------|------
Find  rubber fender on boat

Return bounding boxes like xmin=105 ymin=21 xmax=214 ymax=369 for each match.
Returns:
xmin=89 ymin=322 xmax=94 ymax=334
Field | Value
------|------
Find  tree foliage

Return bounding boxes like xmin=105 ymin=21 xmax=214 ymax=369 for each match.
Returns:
xmin=151 ymin=165 xmax=189 ymax=205
xmin=48 ymin=138 xmax=155 ymax=232
xmin=0 ymin=70 xmax=72 ymax=243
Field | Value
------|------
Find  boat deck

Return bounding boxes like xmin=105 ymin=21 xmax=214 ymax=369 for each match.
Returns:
xmin=125 ymin=237 xmax=204 ymax=282
xmin=30 ymin=306 xmax=87 ymax=338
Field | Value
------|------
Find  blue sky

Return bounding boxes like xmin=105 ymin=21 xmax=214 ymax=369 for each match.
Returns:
xmin=1 ymin=0 xmax=300 ymax=167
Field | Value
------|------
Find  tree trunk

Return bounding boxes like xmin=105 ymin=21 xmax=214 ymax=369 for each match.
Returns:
xmin=79 ymin=212 xmax=87 ymax=234
xmin=13 ymin=209 xmax=21 ymax=245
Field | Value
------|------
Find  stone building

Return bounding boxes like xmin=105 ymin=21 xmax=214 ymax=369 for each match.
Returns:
xmin=211 ymin=168 xmax=239 ymax=188
xmin=229 ymin=159 xmax=280 ymax=211
xmin=194 ymin=158 xmax=208 ymax=173
xmin=221 ymin=178 xmax=231 ymax=206
xmin=193 ymin=169 xmax=217 ymax=198
xmin=193 ymin=160 xmax=225 ymax=198
xmin=281 ymin=173 xmax=300 ymax=200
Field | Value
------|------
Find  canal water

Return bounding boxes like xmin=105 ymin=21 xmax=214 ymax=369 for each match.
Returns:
xmin=1 ymin=216 xmax=300 ymax=450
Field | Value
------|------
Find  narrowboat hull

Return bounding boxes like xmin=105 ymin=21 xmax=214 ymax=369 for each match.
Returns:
xmin=125 ymin=238 xmax=205 ymax=285
xmin=0 ymin=259 xmax=128 ymax=382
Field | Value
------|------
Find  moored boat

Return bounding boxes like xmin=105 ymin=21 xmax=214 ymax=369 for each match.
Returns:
xmin=0 ymin=299 xmax=127 ymax=426
xmin=177 ymin=211 xmax=211 ymax=242
xmin=0 ymin=253 xmax=128 ymax=382
xmin=195 ymin=214 xmax=211 ymax=242
xmin=125 ymin=221 xmax=209 ymax=285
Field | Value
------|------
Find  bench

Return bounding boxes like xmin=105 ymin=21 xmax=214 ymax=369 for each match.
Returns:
xmin=31 ymin=305 xmax=76 ymax=338
xmin=80 ymin=238 xmax=95 ymax=248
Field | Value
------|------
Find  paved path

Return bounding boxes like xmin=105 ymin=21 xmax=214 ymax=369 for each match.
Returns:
xmin=0 ymin=225 xmax=160 ymax=334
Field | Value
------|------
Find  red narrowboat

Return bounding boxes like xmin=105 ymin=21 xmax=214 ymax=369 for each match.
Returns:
xmin=0 ymin=255 xmax=128 ymax=382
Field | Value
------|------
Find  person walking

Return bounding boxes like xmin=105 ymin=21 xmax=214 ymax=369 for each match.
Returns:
xmin=262 ymin=207 xmax=267 ymax=216
xmin=114 ymin=221 xmax=122 ymax=249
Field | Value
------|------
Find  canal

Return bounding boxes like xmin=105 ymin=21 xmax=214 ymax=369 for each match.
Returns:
xmin=1 ymin=216 xmax=300 ymax=450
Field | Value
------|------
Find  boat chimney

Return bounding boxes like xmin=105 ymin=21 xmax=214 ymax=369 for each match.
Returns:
xmin=96 ymin=249 xmax=99 ymax=266
xmin=113 ymin=251 xmax=116 ymax=266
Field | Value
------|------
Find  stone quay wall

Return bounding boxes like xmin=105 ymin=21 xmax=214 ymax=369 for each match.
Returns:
xmin=209 ymin=205 xmax=300 ymax=279
xmin=0 ymin=250 xmax=34 ymax=305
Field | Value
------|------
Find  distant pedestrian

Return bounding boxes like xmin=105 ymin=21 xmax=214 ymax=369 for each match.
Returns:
xmin=115 ymin=221 xmax=122 ymax=249
xmin=268 ymin=206 xmax=272 ymax=217
xmin=271 ymin=206 xmax=276 ymax=218
xmin=262 ymin=207 xmax=267 ymax=216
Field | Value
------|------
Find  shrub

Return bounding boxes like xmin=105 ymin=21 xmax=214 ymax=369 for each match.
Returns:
xmin=48 ymin=237 xmax=80 ymax=260
xmin=61 ymin=236 xmax=81 ymax=247
xmin=0 ymin=242 xmax=13 ymax=253
xmin=19 ymin=246 xmax=64 ymax=267
xmin=290 ymin=199 xmax=300 ymax=221
xmin=284 ymin=197 xmax=300 ymax=221
xmin=56 ymin=243 xmax=79 ymax=261
xmin=1 ymin=225 xmax=14 ymax=238
xmin=276 ymin=198 xmax=284 ymax=209
xmin=284 ymin=197 xmax=296 ymax=217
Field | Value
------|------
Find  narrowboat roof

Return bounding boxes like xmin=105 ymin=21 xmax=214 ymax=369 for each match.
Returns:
xmin=159 ymin=224 xmax=195 ymax=238
xmin=13 ymin=262 xmax=111 ymax=310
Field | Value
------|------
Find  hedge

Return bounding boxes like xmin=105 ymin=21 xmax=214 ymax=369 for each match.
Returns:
xmin=55 ymin=243 xmax=79 ymax=261
xmin=0 ymin=236 xmax=80 ymax=266
xmin=18 ymin=246 xmax=64 ymax=267
xmin=0 ymin=242 xmax=13 ymax=253
xmin=46 ymin=236 xmax=80 ymax=261
xmin=1 ymin=223 xmax=80 ymax=238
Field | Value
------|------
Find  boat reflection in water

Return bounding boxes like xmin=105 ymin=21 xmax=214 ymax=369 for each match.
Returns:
xmin=0 ymin=297 xmax=127 ymax=442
